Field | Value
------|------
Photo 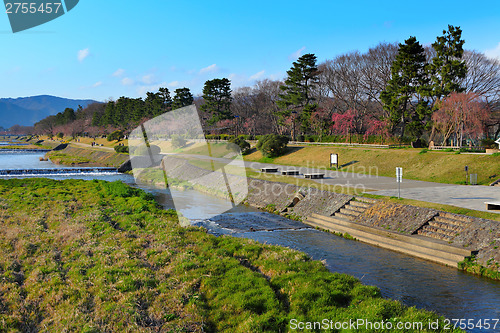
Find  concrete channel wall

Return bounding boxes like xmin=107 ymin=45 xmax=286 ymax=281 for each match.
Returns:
xmin=157 ymin=156 xmax=500 ymax=273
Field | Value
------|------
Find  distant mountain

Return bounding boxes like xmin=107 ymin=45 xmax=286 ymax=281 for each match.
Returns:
xmin=0 ymin=95 xmax=99 ymax=129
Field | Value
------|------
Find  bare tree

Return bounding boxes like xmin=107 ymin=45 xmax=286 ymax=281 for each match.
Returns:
xmin=317 ymin=42 xmax=398 ymax=132
xmin=460 ymin=50 xmax=500 ymax=103
xmin=230 ymin=79 xmax=284 ymax=135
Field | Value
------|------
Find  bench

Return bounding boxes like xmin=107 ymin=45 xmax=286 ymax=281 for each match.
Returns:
xmin=261 ymin=167 xmax=279 ymax=173
xmin=281 ymin=170 xmax=300 ymax=175
xmin=304 ymin=173 xmax=324 ymax=179
xmin=485 ymin=202 xmax=500 ymax=211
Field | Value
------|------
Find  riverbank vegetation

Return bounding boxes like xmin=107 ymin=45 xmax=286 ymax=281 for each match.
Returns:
xmin=245 ymin=145 xmax=500 ymax=186
xmin=0 ymin=178 xmax=461 ymax=332
xmin=46 ymin=145 xmax=129 ymax=168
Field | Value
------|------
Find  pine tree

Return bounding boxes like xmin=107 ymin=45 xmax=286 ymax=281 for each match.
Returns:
xmin=172 ymin=88 xmax=194 ymax=110
xmin=277 ymin=53 xmax=319 ymax=136
xmin=145 ymin=92 xmax=163 ymax=117
xmin=380 ymin=37 xmax=431 ymax=138
xmin=158 ymin=87 xmax=172 ymax=111
xmin=201 ymin=78 xmax=233 ymax=125
xmin=92 ymin=111 xmax=102 ymax=127
xmin=101 ymin=101 xmax=116 ymax=126
xmin=429 ymin=25 xmax=467 ymax=102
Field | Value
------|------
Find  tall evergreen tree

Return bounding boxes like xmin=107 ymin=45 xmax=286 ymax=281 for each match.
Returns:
xmin=277 ymin=53 xmax=320 ymax=135
xmin=92 ymin=111 xmax=102 ymax=127
xmin=429 ymin=25 xmax=467 ymax=102
xmin=101 ymin=101 xmax=116 ymax=126
xmin=145 ymin=92 xmax=164 ymax=117
xmin=172 ymin=87 xmax=194 ymax=110
xmin=380 ymin=37 xmax=431 ymax=138
xmin=201 ymin=78 xmax=233 ymax=125
xmin=62 ymin=108 xmax=76 ymax=124
xmin=158 ymin=87 xmax=172 ymax=111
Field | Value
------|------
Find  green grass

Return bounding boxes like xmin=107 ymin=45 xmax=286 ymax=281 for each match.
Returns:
xmin=363 ymin=193 xmax=500 ymax=222
xmin=45 ymin=152 xmax=91 ymax=164
xmin=244 ymin=145 xmax=500 ymax=185
xmin=458 ymin=256 xmax=500 ymax=280
xmin=46 ymin=146 xmax=129 ymax=168
xmin=0 ymin=178 xmax=461 ymax=332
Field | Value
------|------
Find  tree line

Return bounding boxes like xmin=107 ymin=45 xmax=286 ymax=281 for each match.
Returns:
xmin=26 ymin=25 xmax=500 ymax=146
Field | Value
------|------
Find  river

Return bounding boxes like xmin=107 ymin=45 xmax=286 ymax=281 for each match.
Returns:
xmin=1 ymin=150 xmax=499 ymax=332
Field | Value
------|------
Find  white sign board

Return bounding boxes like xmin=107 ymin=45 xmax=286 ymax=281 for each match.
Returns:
xmin=330 ymin=153 xmax=338 ymax=164
xmin=396 ymin=167 xmax=403 ymax=183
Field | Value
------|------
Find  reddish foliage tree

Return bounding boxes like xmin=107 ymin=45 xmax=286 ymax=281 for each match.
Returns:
xmin=331 ymin=109 xmax=358 ymax=142
xmin=364 ymin=118 xmax=390 ymax=143
xmin=432 ymin=92 xmax=490 ymax=146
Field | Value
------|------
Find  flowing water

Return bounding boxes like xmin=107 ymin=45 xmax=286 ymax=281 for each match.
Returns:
xmin=0 ymin=150 xmax=499 ymax=332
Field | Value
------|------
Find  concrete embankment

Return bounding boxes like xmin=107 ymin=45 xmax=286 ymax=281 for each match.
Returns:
xmin=45 ymin=145 xmax=129 ymax=170
xmin=160 ymin=157 xmax=500 ymax=277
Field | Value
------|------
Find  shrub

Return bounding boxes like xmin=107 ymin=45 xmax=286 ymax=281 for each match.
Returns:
xmin=56 ymin=132 xmax=63 ymax=139
xmin=229 ymin=136 xmax=251 ymax=155
xmin=114 ymin=145 xmax=129 ymax=154
xmin=256 ymin=134 xmax=289 ymax=158
xmin=481 ymin=138 xmax=497 ymax=149
xmin=171 ymin=134 xmax=187 ymax=149
xmin=219 ymin=134 xmax=235 ymax=141
xmin=305 ymin=135 xmax=316 ymax=142
xmin=131 ymin=144 xmax=161 ymax=156
xmin=107 ymin=130 xmax=124 ymax=142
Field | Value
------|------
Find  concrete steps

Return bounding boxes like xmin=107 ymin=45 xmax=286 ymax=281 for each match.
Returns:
xmin=329 ymin=197 xmax=375 ymax=222
xmin=416 ymin=213 xmax=471 ymax=242
xmin=305 ymin=213 xmax=474 ymax=267
xmin=489 ymin=178 xmax=500 ymax=186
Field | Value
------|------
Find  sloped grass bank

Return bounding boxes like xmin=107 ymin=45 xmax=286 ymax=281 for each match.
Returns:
xmin=245 ymin=146 xmax=500 ymax=185
xmin=46 ymin=145 xmax=128 ymax=168
xmin=0 ymin=179 xmax=460 ymax=332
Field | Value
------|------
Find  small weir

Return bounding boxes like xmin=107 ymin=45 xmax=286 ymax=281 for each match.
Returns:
xmin=0 ymin=149 xmax=51 ymax=153
xmin=0 ymin=167 xmax=119 ymax=177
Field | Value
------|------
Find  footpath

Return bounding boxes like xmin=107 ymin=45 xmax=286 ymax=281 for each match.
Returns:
xmin=243 ymin=161 xmax=500 ymax=213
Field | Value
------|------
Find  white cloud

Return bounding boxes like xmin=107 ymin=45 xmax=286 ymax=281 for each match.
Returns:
xmin=269 ymin=72 xmax=284 ymax=81
xmin=200 ymin=64 xmax=219 ymax=74
xmin=249 ymin=70 xmax=265 ymax=81
xmin=92 ymin=81 xmax=103 ymax=87
xmin=77 ymin=48 xmax=90 ymax=62
xmin=485 ymin=42 xmax=500 ymax=61
xmin=121 ymin=77 xmax=134 ymax=86
xmin=136 ymin=82 xmax=168 ymax=97
xmin=141 ymin=74 xmax=156 ymax=85
xmin=288 ymin=46 xmax=306 ymax=61
xmin=168 ymin=81 xmax=180 ymax=87
xmin=113 ymin=68 xmax=125 ymax=77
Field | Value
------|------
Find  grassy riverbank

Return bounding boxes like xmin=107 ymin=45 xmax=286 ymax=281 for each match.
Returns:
xmin=244 ymin=145 xmax=500 ymax=185
xmin=46 ymin=145 xmax=128 ymax=168
xmin=0 ymin=178 xmax=460 ymax=332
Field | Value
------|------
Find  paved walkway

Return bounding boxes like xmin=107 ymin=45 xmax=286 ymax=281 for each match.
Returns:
xmin=70 ymin=142 xmax=115 ymax=152
xmin=243 ymin=161 xmax=499 ymax=213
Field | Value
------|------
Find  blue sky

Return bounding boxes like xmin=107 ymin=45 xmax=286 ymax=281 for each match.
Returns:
xmin=1 ymin=0 xmax=499 ymax=101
